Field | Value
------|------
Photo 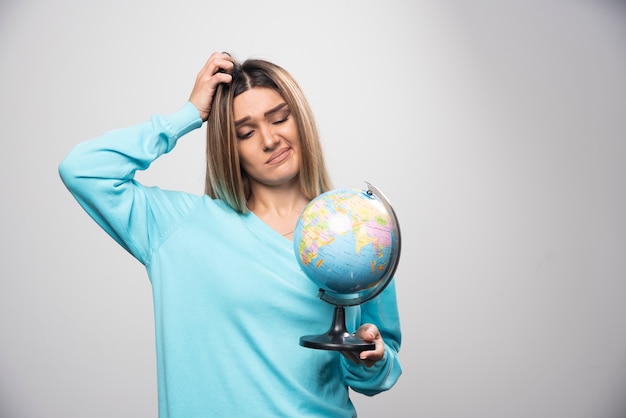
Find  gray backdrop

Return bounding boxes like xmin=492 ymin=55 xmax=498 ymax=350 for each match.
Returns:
xmin=2 ymin=0 xmax=626 ymax=417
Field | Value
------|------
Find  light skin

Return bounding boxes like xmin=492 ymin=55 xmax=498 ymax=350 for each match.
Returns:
xmin=188 ymin=52 xmax=385 ymax=366
xmin=233 ymin=87 xmax=308 ymax=237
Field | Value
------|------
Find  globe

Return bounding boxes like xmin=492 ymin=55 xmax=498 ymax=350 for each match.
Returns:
xmin=294 ymin=187 xmax=396 ymax=296
xmin=294 ymin=182 xmax=401 ymax=351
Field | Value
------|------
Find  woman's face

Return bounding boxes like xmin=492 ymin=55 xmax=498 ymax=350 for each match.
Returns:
xmin=233 ymin=87 xmax=301 ymax=188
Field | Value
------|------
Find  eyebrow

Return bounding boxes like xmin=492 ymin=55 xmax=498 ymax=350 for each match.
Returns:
xmin=234 ymin=102 xmax=289 ymax=127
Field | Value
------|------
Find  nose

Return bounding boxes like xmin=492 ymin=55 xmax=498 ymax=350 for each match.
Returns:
xmin=260 ymin=124 xmax=280 ymax=151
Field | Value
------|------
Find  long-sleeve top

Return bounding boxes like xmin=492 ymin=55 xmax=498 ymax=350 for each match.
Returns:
xmin=58 ymin=102 xmax=402 ymax=417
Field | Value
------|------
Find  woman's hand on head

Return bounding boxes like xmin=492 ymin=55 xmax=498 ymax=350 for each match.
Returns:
xmin=341 ymin=324 xmax=385 ymax=368
xmin=188 ymin=52 xmax=234 ymax=121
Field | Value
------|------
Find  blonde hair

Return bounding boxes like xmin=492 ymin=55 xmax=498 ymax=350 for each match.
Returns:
xmin=205 ymin=58 xmax=332 ymax=213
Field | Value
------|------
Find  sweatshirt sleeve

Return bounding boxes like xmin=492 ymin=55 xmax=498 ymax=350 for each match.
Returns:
xmin=58 ymin=102 xmax=203 ymax=264
xmin=342 ymin=280 xmax=402 ymax=396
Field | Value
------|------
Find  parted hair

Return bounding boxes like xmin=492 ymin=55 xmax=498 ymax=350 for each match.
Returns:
xmin=204 ymin=57 xmax=332 ymax=213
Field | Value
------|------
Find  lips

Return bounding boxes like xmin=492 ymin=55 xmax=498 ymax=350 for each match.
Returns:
xmin=266 ymin=147 xmax=292 ymax=165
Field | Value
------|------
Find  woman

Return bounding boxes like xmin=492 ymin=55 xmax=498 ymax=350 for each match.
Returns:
xmin=59 ymin=52 xmax=402 ymax=417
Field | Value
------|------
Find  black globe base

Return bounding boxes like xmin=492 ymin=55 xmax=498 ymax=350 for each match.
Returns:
xmin=300 ymin=305 xmax=375 ymax=352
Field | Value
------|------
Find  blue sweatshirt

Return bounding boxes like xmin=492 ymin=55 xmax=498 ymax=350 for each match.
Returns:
xmin=58 ymin=102 xmax=402 ymax=417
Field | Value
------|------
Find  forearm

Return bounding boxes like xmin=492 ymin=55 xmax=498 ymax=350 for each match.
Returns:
xmin=342 ymin=342 xmax=402 ymax=396
xmin=343 ymin=281 xmax=403 ymax=395
xmin=59 ymin=102 xmax=201 ymax=188
xmin=58 ymin=102 xmax=202 ymax=255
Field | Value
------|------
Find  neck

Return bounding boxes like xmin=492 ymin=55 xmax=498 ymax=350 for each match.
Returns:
xmin=246 ymin=182 xmax=307 ymax=216
xmin=246 ymin=187 xmax=308 ymax=239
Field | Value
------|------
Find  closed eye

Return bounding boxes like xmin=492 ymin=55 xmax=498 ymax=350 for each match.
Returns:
xmin=237 ymin=130 xmax=254 ymax=140
xmin=272 ymin=109 xmax=291 ymax=125
xmin=273 ymin=115 xmax=289 ymax=125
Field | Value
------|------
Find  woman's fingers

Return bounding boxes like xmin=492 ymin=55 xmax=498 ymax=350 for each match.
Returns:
xmin=189 ymin=52 xmax=235 ymax=121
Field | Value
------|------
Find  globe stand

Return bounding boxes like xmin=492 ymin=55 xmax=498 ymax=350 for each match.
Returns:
xmin=297 ymin=182 xmax=401 ymax=353
xmin=299 ymin=305 xmax=375 ymax=352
